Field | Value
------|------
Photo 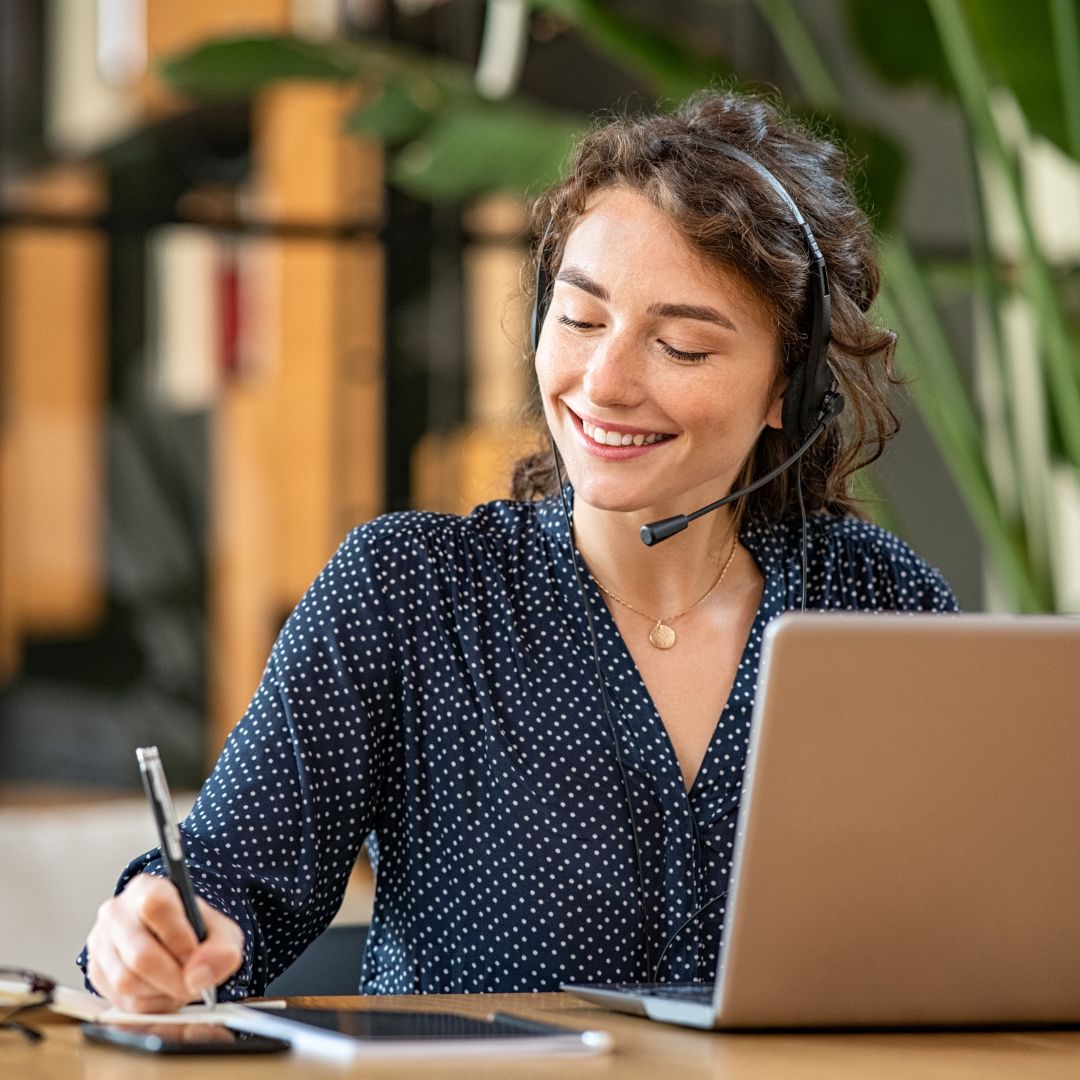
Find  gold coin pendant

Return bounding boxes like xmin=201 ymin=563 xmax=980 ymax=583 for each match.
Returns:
xmin=649 ymin=622 xmax=677 ymax=650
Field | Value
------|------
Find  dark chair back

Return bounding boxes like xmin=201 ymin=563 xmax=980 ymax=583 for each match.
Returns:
xmin=264 ymin=923 xmax=368 ymax=996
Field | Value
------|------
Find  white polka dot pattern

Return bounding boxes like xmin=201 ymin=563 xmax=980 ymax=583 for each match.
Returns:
xmin=84 ymin=497 xmax=957 ymax=997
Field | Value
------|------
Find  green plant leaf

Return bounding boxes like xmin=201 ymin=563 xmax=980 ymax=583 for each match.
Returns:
xmin=963 ymin=0 xmax=1076 ymax=156
xmin=923 ymin=0 xmax=1080 ymax=472
xmin=158 ymin=35 xmax=365 ymax=98
xmin=390 ymin=102 xmax=585 ymax=202
xmin=160 ymin=33 xmax=480 ymax=105
xmin=345 ymin=77 xmax=442 ymax=145
xmin=752 ymin=0 xmax=844 ymax=107
xmin=844 ymin=0 xmax=950 ymax=92
xmin=158 ymin=30 xmax=585 ymax=202
xmin=1051 ymin=0 xmax=1080 ymax=157
xmin=845 ymin=0 xmax=1080 ymax=162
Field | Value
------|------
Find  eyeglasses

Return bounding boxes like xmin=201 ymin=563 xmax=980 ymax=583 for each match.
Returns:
xmin=0 ymin=967 xmax=56 ymax=1044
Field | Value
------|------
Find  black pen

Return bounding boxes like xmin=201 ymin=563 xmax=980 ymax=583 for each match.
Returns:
xmin=135 ymin=746 xmax=216 ymax=1010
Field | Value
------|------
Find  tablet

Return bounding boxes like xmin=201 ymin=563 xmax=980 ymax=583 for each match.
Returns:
xmin=223 ymin=1006 xmax=613 ymax=1060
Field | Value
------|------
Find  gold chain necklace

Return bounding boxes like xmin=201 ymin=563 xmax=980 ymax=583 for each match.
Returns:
xmin=592 ymin=536 xmax=738 ymax=650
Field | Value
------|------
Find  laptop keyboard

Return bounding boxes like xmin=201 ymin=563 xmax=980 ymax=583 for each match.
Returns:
xmin=610 ymin=982 xmax=714 ymax=1003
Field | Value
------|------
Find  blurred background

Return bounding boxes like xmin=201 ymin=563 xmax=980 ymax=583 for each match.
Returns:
xmin=1 ymin=0 xmax=1078 ymax=979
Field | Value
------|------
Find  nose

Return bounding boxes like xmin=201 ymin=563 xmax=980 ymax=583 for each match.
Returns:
xmin=582 ymin=328 xmax=645 ymax=409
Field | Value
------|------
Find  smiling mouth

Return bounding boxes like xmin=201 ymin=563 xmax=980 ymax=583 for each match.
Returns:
xmin=581 ymin=418 xmax=675 ymax=448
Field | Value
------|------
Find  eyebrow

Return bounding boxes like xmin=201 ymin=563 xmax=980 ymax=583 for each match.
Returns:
xmin=554 ymin=267 xmax=738 ymax=333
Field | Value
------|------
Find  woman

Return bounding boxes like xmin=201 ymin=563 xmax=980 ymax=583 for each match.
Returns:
xmin=83 ymin=88 xmax=957 ymax=1011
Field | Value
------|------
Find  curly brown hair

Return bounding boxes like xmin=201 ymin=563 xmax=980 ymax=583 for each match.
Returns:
xmin=511 ymin=88 xmax=900 ymax=523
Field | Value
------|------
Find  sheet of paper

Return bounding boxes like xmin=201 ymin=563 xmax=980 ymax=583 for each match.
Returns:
xmin=49 ymin=986 xmax=283 ymax=1024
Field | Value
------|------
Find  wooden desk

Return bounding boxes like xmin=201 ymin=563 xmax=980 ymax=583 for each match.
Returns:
xmin=8 ymin=994 xmax=1080 ymax=1080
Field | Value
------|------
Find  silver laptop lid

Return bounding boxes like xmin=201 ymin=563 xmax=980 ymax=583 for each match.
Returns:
xmin=715 ymin=612 xmax=1080 ymax=1028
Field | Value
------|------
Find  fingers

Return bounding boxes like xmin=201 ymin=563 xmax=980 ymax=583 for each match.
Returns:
xmin=87 ymin=880 xmax=191 ymax=1009
xmin=85 ymin=876 xmax=244 ymax=1013
xmin=85 ymin=926 xmax=180 ymax=1014
xmin=182 ymin=899 xmax=245 ymax=1000
xmin=135 ymin=877 xmax=201 ymax=964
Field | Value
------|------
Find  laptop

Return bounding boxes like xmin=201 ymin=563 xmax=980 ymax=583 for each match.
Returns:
xmin=562 ymin=612 xmax=1080 ymax=1028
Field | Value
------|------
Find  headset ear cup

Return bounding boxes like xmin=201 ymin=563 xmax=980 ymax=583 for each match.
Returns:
xmin=781 ymin=360 xmax=806 ymax=444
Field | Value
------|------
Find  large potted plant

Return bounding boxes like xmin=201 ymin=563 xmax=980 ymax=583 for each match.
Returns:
xmin=161 ymin=0 xmax=1080 ymax=612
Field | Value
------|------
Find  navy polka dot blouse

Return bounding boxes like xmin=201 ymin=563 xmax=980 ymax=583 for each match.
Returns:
xmin=88 ymin=496 xmax=957 ymax=997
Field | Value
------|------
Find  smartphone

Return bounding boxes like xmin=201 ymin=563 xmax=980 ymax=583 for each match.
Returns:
xmin=82 ymin=1021 xmax=290 ymax=1055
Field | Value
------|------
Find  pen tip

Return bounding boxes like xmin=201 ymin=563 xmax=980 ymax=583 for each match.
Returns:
xmin=202 ymin=988 xmax=217 ymax=1011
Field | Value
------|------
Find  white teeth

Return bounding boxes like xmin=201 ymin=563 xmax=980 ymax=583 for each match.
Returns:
xmin=582 ymin=420 xmax=667 ymax=447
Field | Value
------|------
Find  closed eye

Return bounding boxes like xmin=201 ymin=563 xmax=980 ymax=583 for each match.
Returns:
xmin=559 ymin=313 xmax=711 ymax=362
xmin=659 ymin=341 xmax=711 ymax=363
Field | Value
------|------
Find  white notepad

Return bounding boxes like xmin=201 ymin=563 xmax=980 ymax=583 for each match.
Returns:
xmin=49 ymin=985 xmax=284 ymax=1025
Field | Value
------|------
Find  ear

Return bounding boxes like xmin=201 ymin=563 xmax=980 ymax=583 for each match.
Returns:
xmin=764 ymin=378 xmax=787 ymax=431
